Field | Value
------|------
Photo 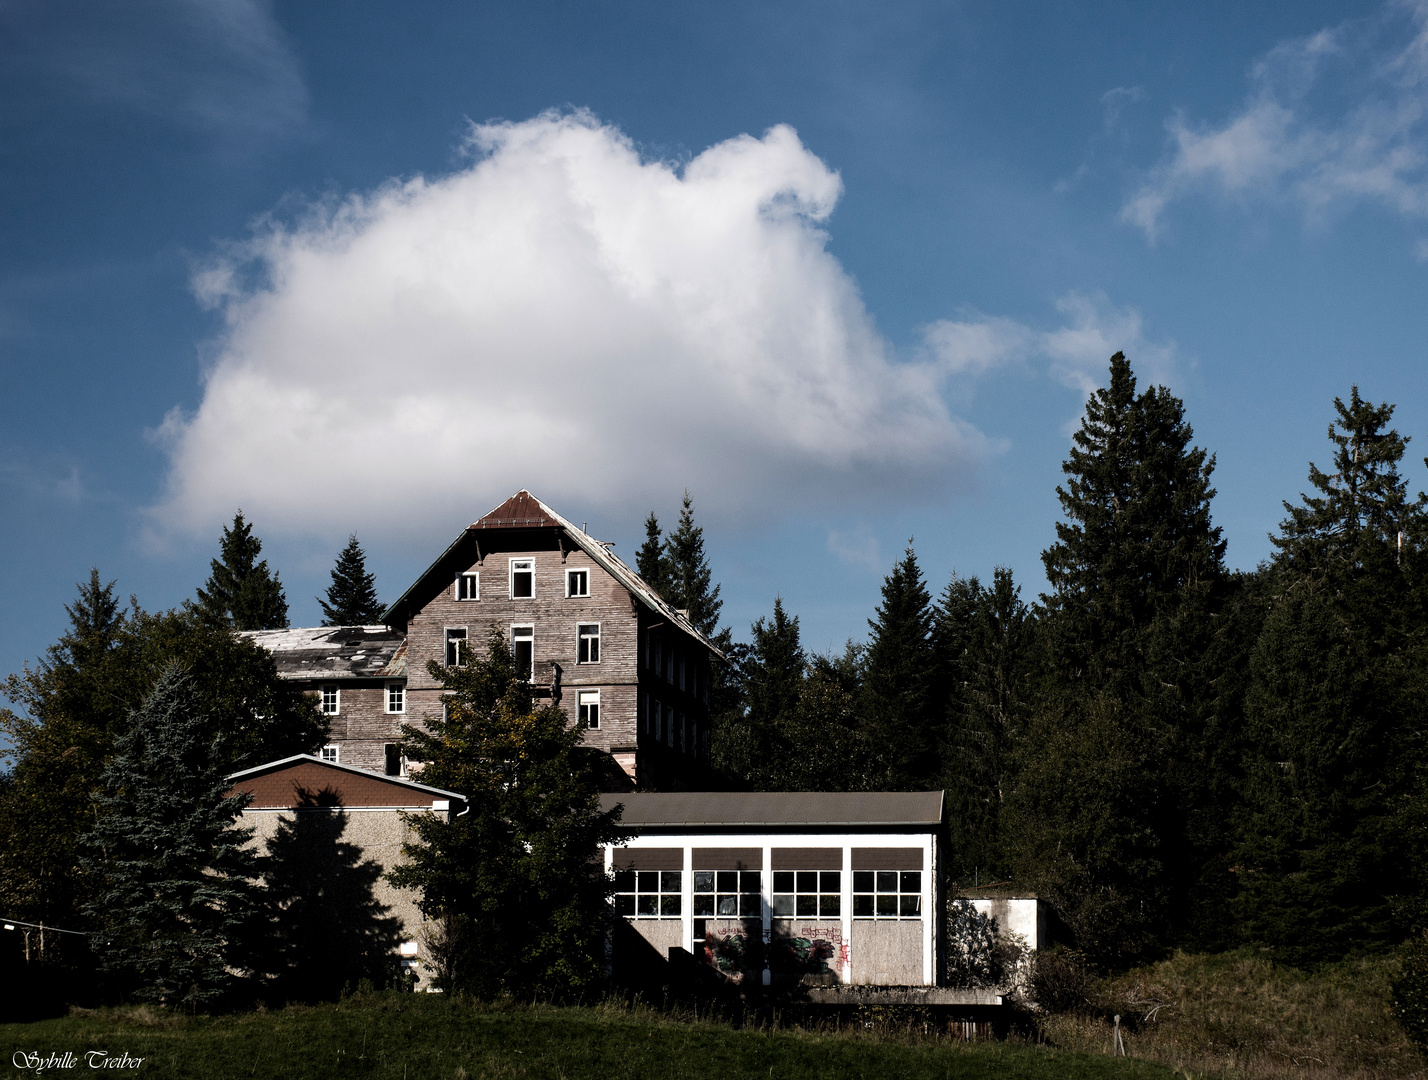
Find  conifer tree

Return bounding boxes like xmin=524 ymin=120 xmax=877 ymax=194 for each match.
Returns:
xmin=663 ymin=492 xmax=723 ymax=638
xmin=861 ymin=543 xmax=937 ymax=788
xmin=82 ymin=664 xmax=258 ymax=1006
xmin=318 ymin=534 xmax=383 ymax=626
xmin=1234 ymin=390 xmax=1428 ymax=963
xmin=636 ymin=513 xmax=673 ymax=599
xmin=196 ymin=511 xmax=289 ymax=631
xmin=391 ymin=630 xmax=624 ymax=996
xmin=719 ymin=599 xmax=806 ymax=789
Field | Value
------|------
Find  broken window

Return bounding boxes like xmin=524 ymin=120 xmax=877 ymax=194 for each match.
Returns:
xmin=444 ymin=627 xmax=467 ymax=667
xmin=578 ymin=690 xmax=600 ymax=729
xmin=578 ymin=623 xmax=600 ymax=664
xmin=566 ymin=568 xmax=589 ymax=597
xmin=319 ymin=745 xmax=339 ymax=763
xmin=510 ymin=558 xmax=534 ymax=598
xmin=320 ymin=684 xmax=340 ymax=715
xmin=386 ymin=682 xmax=404 ymax=714
xmin=456 ymin=572 xmax=479 ymax=601
xmin=773 ymin=871 xmax=841 ymax=918
xmin=613 ymin=870 xmax=681 ymax=918
xmin=693 ymin=870 xmax=761 ymax=918
xmin=852 ymin=870 xmax=921 ymax=919
xmin=511 ymin=625 xmax=534 ymax=679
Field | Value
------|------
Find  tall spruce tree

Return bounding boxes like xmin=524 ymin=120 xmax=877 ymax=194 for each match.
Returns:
xmin=391 ymin=630 xmax=624 ymax=997
xmin=663 ymin=492 xmax=723 ymax=638
xmin=196 ymin=511 xmax=289 ymax=631
xmin=82 ymin=664 xmax=258 ymax=1006
xmin=1011 ymin=352 xmax=1227 ymax=966
xmin=718 ymin=599 xmax=806 ymax=790
xmin=636 ymin=513 xmax=673 ymax=599
xmin=318 ymin=534 xmax=383 ymax=626
xmin=1234 ymin=389 xmax=1428 ymax=963
xmin=861 ymin=543 xmax=938 ymax=789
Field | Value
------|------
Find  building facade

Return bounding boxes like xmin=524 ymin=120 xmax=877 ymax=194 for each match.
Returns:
xmin=247 ymin=490 xmax=723 ymax=790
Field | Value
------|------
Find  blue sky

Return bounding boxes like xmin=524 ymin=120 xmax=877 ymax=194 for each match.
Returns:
xmin=4 ymin=0 xmax=1428 ymax=678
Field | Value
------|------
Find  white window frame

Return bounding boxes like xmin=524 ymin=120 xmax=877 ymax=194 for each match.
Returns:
xmin=444 ymin=626 xmax=468 ymax=667
xmin=509 ymin=557 xmax=535 ymax=599
xmin=511 ymin=624 xmax=534 ymax=680
xmin=386 ymin=682 xmax=405 ymax=714
xmin=319 ymin=744 xmax=339 ymax=763
xmin=566 ymin=567 xmax=590 ymax=597
xmin=455 ymin=571 xmax=479 ymax=601
xmin=319 ymin=684 xmax=340 ymax=715
xmin=578 ymin=622 xmax=601 ymax=664
xmin=578 ymin=689 xmax=600 ymax=729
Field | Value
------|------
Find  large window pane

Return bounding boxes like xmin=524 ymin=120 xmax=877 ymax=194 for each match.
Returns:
xmin=876 ymin=871 xmax=898 ymax=892
xmin=637 ymin=895 xmax=657 ymax=916
xmin=772 ymin=895 xmax=794 ymax=917
xmin=661 ymin=895 xmax=682 ymax=916
xmin=694 ymin=895 xmax=714 ymax=916
xmin=795 ymin=895 xmax=817 ymax=917
xmin=853 ymin=871 xmax=874 ymax=893
xmin=772 ymin=871 xmax=795 ymax=893
xmin=717 ymin=895 xmax=738 ymax=916
xmin=615 ymin=895 xmax=635 ymax=916
xmin=853 ymin=895 xmax=874 ymax=917
xmin=876 ymin=895 xmax=897 ymax=917
xmin=900 ymin=895 xmax=921 ymax=917
xmin=716 ymin=871 xmax=738 ymax=892
xmin=694 ymin=872 xmax=714 ymax=892
xmin=820 ymin=871 xmax=841 ymax=892
xmin=637 ymin=871 xmax=659 ymax=892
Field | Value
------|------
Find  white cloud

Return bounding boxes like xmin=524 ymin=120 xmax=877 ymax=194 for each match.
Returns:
xmin=1125 ymin=2 xmax=1428 ymax=239
xmin=152 ymin=111 xmax=990 ymax=541
xmin=9 ymin=0 xmax=307 ymax=138
xmin=826 ymin=529 xmax=882 ymax=573
xmin=920 ymin=292 xmax=1179 ymax=395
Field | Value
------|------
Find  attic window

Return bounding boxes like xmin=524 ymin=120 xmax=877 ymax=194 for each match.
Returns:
xmin=320 ymin=685 xmax=340 ymax=715
xmin=510 ymin=558 xmax=534 ymax=598
xmin=566 ymin=568 xmax=589 ymax=597
xmin=456 ymin=572 xmax=479 ymax=601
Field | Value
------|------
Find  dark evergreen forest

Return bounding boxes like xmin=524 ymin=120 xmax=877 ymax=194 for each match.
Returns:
xmin=710 ymin=354 xmax=1428 ymax=971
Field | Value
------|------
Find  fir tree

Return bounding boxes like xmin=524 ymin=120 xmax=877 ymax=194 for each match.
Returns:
xmin=196 ymin=511 xmax=289 ymax=631
xmin=861 ymin=543 xmax=938 ymax=789
xmin=391 ymin=630 xmax=625 ymax=997
xmin=318 ymin=534 xmax=383 ymax=626
xmin=82 ymin=664 xmax=258 ymax=1006
xmin=636 ymin=513 xmax=673 ymax=600
xmin=664 ymin=491 xmax=723 ymax=638
xmin=718 ymin=599 xmax=806 ymax=790
xmin=1234 ymin=390 xmax=1428 ymax=963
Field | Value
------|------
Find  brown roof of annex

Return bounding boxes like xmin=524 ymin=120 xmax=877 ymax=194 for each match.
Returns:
xmin=598 ymin=791 xmax=945 ymax=829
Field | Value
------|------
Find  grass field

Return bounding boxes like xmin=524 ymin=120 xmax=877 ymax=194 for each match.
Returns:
xmin=0 ymin=993 xmax=1176 ymax=1080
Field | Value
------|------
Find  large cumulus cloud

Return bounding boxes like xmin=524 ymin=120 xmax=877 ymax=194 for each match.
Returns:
xmin=152 ymin=110 xmax=989 ymax=539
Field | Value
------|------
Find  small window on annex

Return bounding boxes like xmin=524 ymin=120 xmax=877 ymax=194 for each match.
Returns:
xmin=320 ymin=684 xmax=340 ymax=715
xmin=456 ymin=572 xmax=479 ymax=601
xmin=578 ymin=623 xmax=601 ymax=664
xmin=852 ymin=870 xmax=922 ymax=919
xmin=444 ymin=627 xmax=467 ymax=667
xmin=693 ymin=870 xmax=762 ymax=918
xmin=386 ymin=682 xmax=404 ymax=714
xmin=319 ymin=745 xmax=339 ymax=763
xmin=511 ymin=625 xmax=534 ymax=679
xmin=566 ymin=568 xmax=589 ymax=597
xmin=578 ymin=689 xmax=600 ymax=729
xmin=613 ymin=871 xmax=681 ymax=918
xmin=510 ymin=558 xmax=534 ymax=598
xmin=773 ymin=871 xmax=841 ymax=917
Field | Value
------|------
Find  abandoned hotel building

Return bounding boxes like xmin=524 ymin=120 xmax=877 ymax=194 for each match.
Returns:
xmin=235 ymin=490 xmax=1041 ymax=998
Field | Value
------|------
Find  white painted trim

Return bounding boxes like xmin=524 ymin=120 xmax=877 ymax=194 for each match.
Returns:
xmin=455 ymin=571 xmax=480 ymax=601
xmin=565 ymin=566 xmax=590 ymax=598
xmin=577 ymin=620 xmax=602 ymax=665
xmin=509 ymin=556 xmax=535 ymax=599
xmin=319 ymin=684 xmax=340 ymax=716
xmin=682 ymin=845 xmax=694 ymax=954
xmin=841 ymin=845 xmax=853 ymax=984
xmin=241 ymin=805 xmax=449 ymax=813
xmin=761 ymin=843 xmax=773 ymax=986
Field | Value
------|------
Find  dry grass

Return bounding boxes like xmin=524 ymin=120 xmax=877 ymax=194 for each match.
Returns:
xmin=1036 ymin=950 xmax=1425 ymax=1080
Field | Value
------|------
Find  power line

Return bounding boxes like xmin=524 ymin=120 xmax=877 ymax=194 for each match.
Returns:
xmin=2 ymin=917 xmax=87 ymax=936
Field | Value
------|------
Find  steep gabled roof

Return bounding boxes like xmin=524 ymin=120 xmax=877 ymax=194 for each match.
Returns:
xmin=226 ymin=753 xmax=465 ymax=809
xmin=381 ymin=489 xmax=724 ymax=659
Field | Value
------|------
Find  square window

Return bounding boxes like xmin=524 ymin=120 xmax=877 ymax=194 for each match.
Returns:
xmin=740 ymin=894 xmax=762 ymax=917
xmin=900 ymin=895 xmax=922 ymax=917
xmin=772 ymin=871 xmax=795 ymax=893
xmin=694 ymin=895 xmax=715 ymax=916
xmin=319 ymin=745 xmax=339 ymax=763
xmin=853 ymin=895 xmax=874 ymax=917
xmin=386 ymin=683 xmax=404 ymax=714
xmin=457 ymin=572 xmax=479 ymax=601
xmin=661 ymin=895 xmax=682 ymax=917
xmin=694 ymin=870 xmax=714 ymax=892
xmin=900 ymin=871 xmax=921 ymax=893
xmin=614 ymin=871 xmax=636 ymax=891
xmin=716 ymin=870 xmax=738 ymax=892
xmin=566 ymin=568 xmax=589 ymax=597
xmin=876 ymin=871 xmax=898 ymax=892
xmin=796 ymin=871 xmax=818 ymax=893
xmin=660 ymin=871 xmax=682 ymax=892
xmin=772 ymin=894 xmax=794 ymax=917
xmin=578 ymin=624 xmax=601 ymax=664
xmin=615 ymin=894 xmax=635 ymax=917
xmin=795 ymin=895 xmax=817 ymax=917
xmin=444 ymin=628 xmax=467 ymax=667
xmin=717 ymin=895 xmax=738 ymax=916
xmin=637 ymin=895 xmax=657 ymax=916
xmin=637 ymin=871 xmax=659 ymax=892
xmin=876 ymin=894 xmax=898 ymax=917
xmin=578 ymin=690 xmax=600 ymax=729
xmin=740 ymin=871 xmax=762 ymax=892
xmin=511 ymin=626 xmax=533 ymax=679
xmin=510 ymin=558 xmax=534 ymax=598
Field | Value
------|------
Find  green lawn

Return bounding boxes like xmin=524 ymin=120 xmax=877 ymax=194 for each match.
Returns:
xmin=0 ymin=994 xmax=1179 ymax=1080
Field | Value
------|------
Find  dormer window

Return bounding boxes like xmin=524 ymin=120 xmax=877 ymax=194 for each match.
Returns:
xmin=510 ymin=558 xmax=534 ymax=598
xmin=566 ymin=568 xmax=589 ymax=597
